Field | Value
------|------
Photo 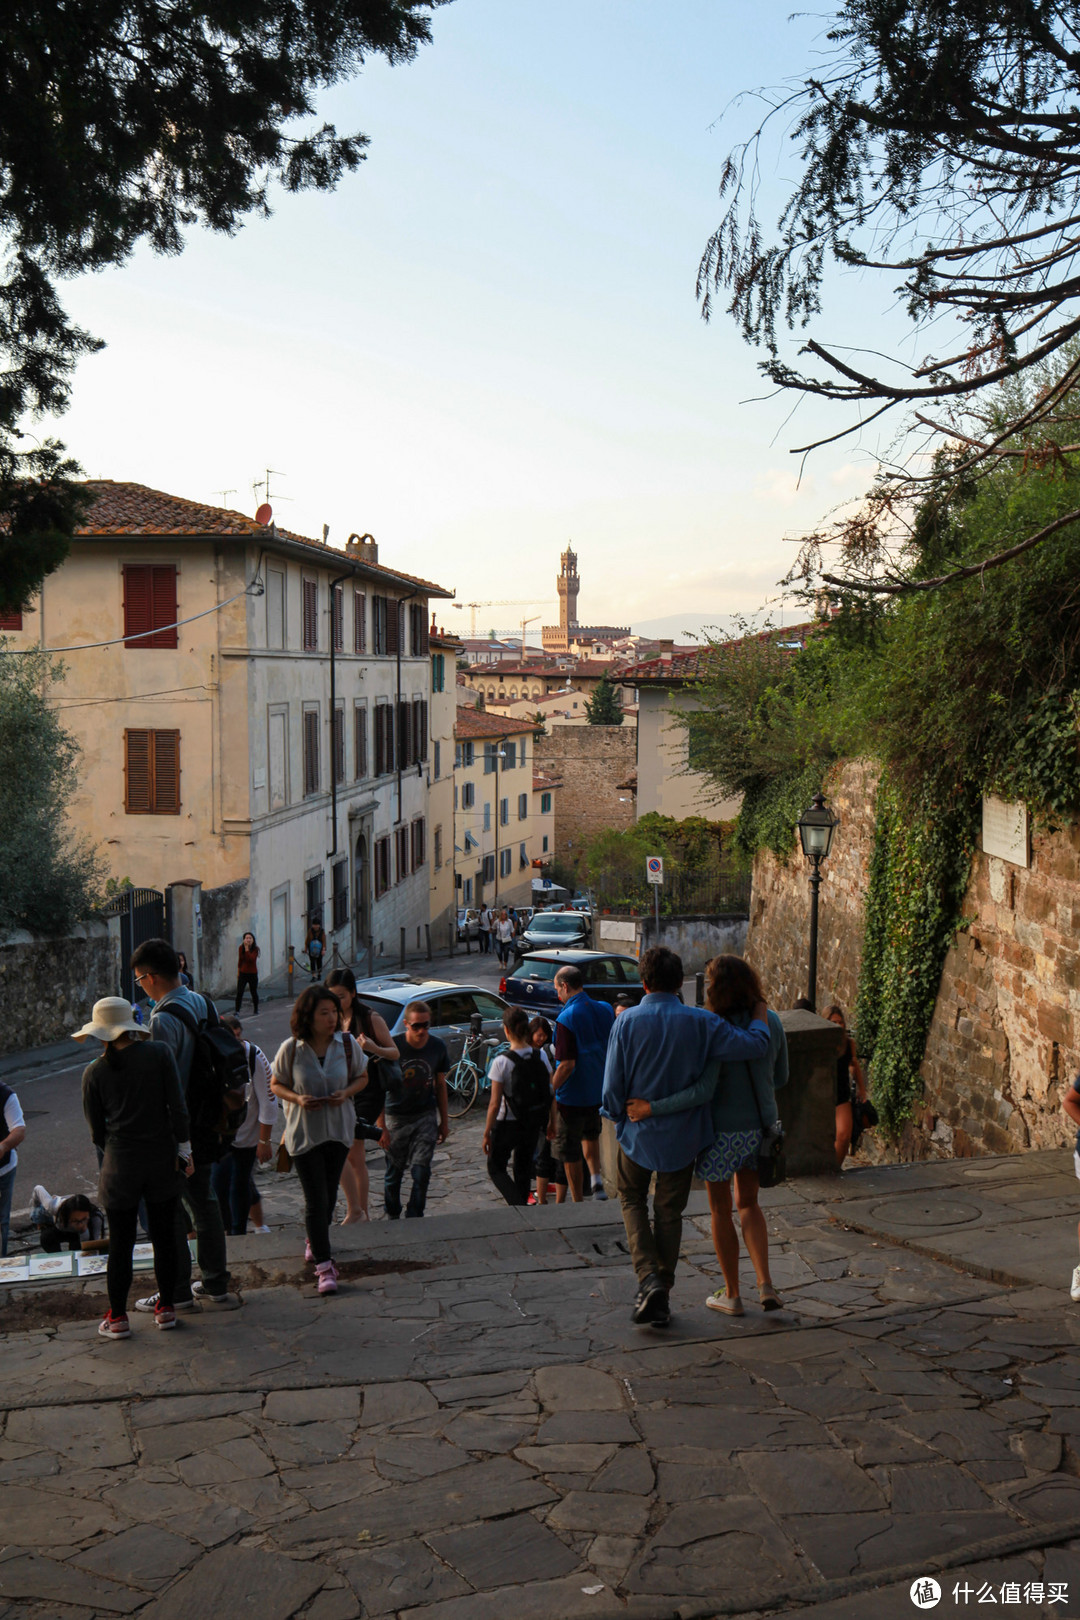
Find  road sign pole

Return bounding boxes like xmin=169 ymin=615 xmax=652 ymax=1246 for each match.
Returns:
xmin=653 ymin=879 xmax=660 ymax=946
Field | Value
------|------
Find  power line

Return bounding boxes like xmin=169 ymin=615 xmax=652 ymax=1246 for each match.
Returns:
xmin=53 ymin=684 xmax=211 ymax=711
xmin=7 ymin=582 xmax=262 ymax=654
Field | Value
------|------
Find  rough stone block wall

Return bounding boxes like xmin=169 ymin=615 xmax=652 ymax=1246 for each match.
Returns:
xmin=534 ymin=726 xmax=637 ymax=882
xmin=0 ymin=923 xmax=119 ymax=1056
xmin=198 ymin=877 xmax=250 ymax=999
xmin=744 ymin=757 xmax=1080 ymax=1159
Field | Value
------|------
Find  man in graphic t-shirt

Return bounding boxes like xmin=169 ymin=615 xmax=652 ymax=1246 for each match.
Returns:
xmin=379 ymin=1001 xmax=449 ymax=1219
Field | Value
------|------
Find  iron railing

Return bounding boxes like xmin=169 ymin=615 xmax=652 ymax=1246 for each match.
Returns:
xmin=592 ymin=866 xmax=751 ymax=918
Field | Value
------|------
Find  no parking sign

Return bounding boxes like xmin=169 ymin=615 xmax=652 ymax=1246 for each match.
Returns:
xmin=646 ymin=856 xmax=664 ymax=886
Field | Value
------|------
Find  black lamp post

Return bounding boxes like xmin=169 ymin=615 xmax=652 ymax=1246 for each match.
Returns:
xmin=796 ymin=792 xmax=840 ymax=1011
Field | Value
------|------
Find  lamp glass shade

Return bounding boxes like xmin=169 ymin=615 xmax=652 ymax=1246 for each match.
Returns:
xmin=797 ymin=797 xmax=839 ymax=860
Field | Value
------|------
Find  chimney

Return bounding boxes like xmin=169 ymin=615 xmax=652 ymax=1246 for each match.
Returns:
xmin=659 ymin=639 xmax=674 ymax=662
xmin=346 ymin=532 xmax=378 ymax=566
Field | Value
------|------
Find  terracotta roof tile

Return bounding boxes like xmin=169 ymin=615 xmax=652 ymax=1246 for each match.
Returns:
xmin=621 ymin=624 xmax=815 ymax=682
xmin=533 ymin=771 xmax=563 ymax=791
xmin=74 ymin=480 xmax=450 ymax=595
xmin=454 ymin=708 xmax=541 ymax=741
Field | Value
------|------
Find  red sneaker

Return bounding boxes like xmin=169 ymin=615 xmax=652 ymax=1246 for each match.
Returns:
xmin=527 ymin=1193 xmax=538 ymax=1206
xmin=154 ymin=1305 xmax=177 ymax=1331
xmin=98 ymin=1311 xmax=131 ymax=1340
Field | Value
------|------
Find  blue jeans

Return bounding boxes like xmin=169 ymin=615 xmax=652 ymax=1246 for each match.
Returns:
xmin=0 ymin=1169 xmax=14 ymax=1257
xmin=383 ymin=1113 xmax=438 ymax=1219
xmin=211 ymin=1147 xmax=258 ymax=1235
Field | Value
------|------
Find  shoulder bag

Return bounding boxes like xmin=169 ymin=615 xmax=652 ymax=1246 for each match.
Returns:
xmin=749 ymin=1062 xmax=786 ymax=1189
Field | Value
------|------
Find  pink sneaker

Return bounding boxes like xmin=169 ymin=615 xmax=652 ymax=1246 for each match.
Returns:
xmin=304 ymin=1239 xmax=313 ymax=1263
xmin=316 ymin=1261 xmax=337 ymax=1295
xmin=98 ymin=1311 xmax=131 ymax=1340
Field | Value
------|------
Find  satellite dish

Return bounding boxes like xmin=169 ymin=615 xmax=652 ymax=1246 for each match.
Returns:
xmin=255 ymin=503 xmax=272 ymax=526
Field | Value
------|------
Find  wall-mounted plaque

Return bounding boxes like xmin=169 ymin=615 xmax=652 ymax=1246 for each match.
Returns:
xmin=982 ymin=795 xmax=1029 ymax=868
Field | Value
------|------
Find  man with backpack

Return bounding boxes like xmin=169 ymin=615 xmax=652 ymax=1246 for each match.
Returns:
xmin=130 ymin=939 xmax=244 ymax=1312
xmin=482 ymin=1005 xmax=553 ymax=1205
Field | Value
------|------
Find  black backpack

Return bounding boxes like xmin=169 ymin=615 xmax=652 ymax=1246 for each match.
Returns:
xmin=502 ymin=1049 xmax=553 ymax=1128
xmin=164 ymin=1000 xmax=250 ymax=1145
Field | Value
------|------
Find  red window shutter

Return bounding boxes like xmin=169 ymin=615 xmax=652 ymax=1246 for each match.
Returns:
xmin=124 ymin=566 xmax=177 ymax=649
xmin=125 ymin=730 xmax=151 ymax=813
xmin=152 ymin=730 xmax=181 ymax=812
xmin=0 ymin=610 xmax=23 ymax=631
xmin=150 ymin=567 xmax=178 ymax=648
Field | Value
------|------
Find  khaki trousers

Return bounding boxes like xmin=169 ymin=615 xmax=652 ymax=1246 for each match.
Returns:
xmin=616 ymin=1147 xmax=695 ymax=1291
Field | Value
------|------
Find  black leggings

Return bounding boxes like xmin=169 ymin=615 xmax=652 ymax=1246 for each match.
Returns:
xmin=292 ymin=1141 xmax=349 ymax=1263
xmin=106 ymin=1198 xmax=177 ymax=1316
xmin=488 ymin=1119 xmax=542 ymax=1206
xmin=235 ymin=973 xmax=259 ymax=1013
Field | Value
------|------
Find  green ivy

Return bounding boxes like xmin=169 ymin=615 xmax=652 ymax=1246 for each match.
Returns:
xmin=854 ymin=774 xmax=979 ymax=1136
xmin=733 ymin=763 xmax=825 ymax=865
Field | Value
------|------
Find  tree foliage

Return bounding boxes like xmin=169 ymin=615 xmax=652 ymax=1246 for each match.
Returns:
xmin=0 ymin=0 xmax=444 ymax=604
xmin=584 ymin=673 xmax=624 ymax=725
xmin=700 ymin=0 xmax=1080 ymax=593
xmin=0 ymin=646 xmax=104 ymax=933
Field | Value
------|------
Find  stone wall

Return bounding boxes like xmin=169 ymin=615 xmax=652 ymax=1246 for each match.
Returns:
xmin=745 ymin=758 xmax=1080 ymax=1159
xmin=534 ymin=725 xmax=636 ymax=884
xmin=0 ymin=922 xmax=119 ymax=1057
xmin=597 ymin=914 xmax=748 ymax=974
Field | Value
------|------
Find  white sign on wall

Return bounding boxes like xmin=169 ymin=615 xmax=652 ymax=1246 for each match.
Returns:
xmin=982 ymin=795 xmax=1029 ymax=868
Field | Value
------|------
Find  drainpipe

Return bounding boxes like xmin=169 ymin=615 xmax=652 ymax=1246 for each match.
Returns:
xmin=327 ymin=568 xmax=353 ymax=859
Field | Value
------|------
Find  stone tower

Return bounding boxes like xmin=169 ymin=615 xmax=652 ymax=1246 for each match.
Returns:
xmin=557 ymin=545 xmax=580 ymax=640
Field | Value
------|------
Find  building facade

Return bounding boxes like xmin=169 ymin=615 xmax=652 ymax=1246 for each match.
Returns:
xmin=5 ymin=482 xmax=451 ymax=992
xmin=453 ymin=710 xmax=540 ymax=911
xmin=428 ymin=629 xmax=462 ymax=951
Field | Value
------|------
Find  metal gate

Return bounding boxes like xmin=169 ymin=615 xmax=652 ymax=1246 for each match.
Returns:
xmin=101 ymin=887 xmax=166 ymax=1001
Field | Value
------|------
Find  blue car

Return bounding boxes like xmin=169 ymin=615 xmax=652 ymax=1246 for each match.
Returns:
xmin=499 ymin=949 xmax=644 ymax=1017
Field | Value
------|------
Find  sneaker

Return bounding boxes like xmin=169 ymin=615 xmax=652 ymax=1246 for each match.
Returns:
xmin=135 ymin=1292 xmax=198 ymax=1313
xmin=706 ymin=1291 xmax=745 ymax=1316
xmin=198 ymin=1290 xmax=242 ymax=1310
xmin=316 ymin=1261 xmax=338 ymax=1295
xmin=154 ymin=1305 xmax=177 ymax=1331
xmin=632 ymin=1274 xmax=667 ymax=1324
xmin=527 ymin=1193 xmax=538 ymax=1206
xmin=1071 ymin=1264 xmax=1080 ymax=1303
xmin=252 ymin=1225 xmax=271 ymax=1235
xmin=98 ymin=1311 xmax=131 ymax=1339
xmin=591 ymin=1179 xmax=608 ymax=1201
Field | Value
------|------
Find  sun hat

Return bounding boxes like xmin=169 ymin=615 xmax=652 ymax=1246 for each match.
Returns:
xmin=72 ymin=998 xmax=150 ymax=1044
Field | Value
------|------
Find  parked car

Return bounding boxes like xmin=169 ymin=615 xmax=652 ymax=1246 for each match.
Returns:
xmin=456 ymin=907 xmax=481 ymax=942
xmin=353 ymin=976 xmax=511 ymax=1064
xmin=518 ymin=908 xmax=592 ymax=954
xmin=499 ymin=949 xmax=644 ymax=1016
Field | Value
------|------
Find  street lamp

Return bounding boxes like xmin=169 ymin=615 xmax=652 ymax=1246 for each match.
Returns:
xmin=796 ymin=791 xmax=840 ymax=1012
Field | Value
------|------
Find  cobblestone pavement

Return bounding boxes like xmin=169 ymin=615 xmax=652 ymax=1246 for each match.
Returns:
xmin=1 ymin=1153 xmax=1080 ymax=1618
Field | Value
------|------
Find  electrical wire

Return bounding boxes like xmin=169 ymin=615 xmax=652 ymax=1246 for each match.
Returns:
xmin=8 ymin=581 xmax=263 ymax=654
xmin=52 ymin=683 xmax=211 ymax=711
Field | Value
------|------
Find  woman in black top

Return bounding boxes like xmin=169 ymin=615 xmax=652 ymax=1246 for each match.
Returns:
xmin=76 ymin=997 xmax=193 ymax=1338
xmin=326 ymin=969 xmax=398 ymax=1222
xmin=824 ymin=1003 xmax=867 ymax=1166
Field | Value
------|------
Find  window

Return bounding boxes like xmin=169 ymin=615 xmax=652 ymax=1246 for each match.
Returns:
xmin=354 ymin=705 xmax=368 ymax=779
xmin=373 ymin=595 xmax=389 ymax=655
xmin=0 ymin=609 xmax=22 ymax=631
xmin=302 ymin=578 xmax=318 ymax=651
xmin=409 ymin=603 xmax=428 ymax=656
xmin=306 ymin=870 xmax=324 ymax=927
xmin=374 ymin=836 xmax=391 ymax=897
xmin=353 ymin=591 xmax=366 ymax=653
xmin=303 ymin=708 xmax=320 ymax=796
xmin=518 ymin=793 xmax=528 ymax=820
xmin=519 ymin=842 xmax=529 ymax=869
xmin=332 ymin=859 xmax=349 ymax=930
xmin=483 ymin=802 xmax=491 ymax=832
xmin=266 ymin=569 xmax=285 ymax=649
xmin=374 ymin=704 xmax=394 ymax=776
xmin=411 ymin=817 xmax=426 ymax=870
xmin=500 ymin=849 xmax=512 ymax=878
xmin=413 ymin=699 xmax=428 ymax=762
xmin=500 ymin=798 xmax=509 ymax=826
xmin=331 ymin=584 xmax=344 ymax=653
xmin=482 ymin=853 xmax=496 ymax=883
xmin=455 ymin=740 xmax=474 ymax=768
xmin=503 ymin=741 xmax=517 ymax=768
xmin=464 ymin=830 xmax=478 ymax=852
xmin=123 ymin=564 xmax=177 ymax=649
xmin=433 ymin=740 xmax=441 ymax=780
xmin=462 ymin=876 xmax=473 ymax=903
xmin=484 ymin=743 xmax=497 ymax=774
xmin=434 ymin=825 xmax=443 ymax=869
xmin=541 ymin=791 xmax=552 ymax=814
xmin=124 ymin=729 xmax=180 ymax=814
xmin=332 ymin=704 xmax=345 ymax=785
xmin=542 ymin=834 xmax=549 ymax=853
xmin=388 ymin=599 xmax=402 ymax=655
xmin=395 ymin=826 xmax=409 ymax=884
xmin=268 ymin=709 xmax=288 ymax=810
xmin=397 ymin=700 xmax=413 ymax=770
xmin=432 ymin=653 xmax=445 ymax=692
xmin=462 ymin=781 xmax=475 ymax=808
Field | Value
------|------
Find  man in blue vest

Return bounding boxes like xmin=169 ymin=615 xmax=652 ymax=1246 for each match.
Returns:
xmin=551 ymin=965 xmax=615 ymax=1201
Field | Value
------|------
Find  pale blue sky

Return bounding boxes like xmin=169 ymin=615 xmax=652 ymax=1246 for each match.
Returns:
xmin=56 ymin=0 xmax=901 ymax=638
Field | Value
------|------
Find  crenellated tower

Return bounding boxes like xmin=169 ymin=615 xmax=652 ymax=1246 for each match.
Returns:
xmin=557 ymin=545 xmax=580 ymax=639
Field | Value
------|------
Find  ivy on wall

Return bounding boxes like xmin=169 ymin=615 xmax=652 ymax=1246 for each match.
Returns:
xmin=854 ymin=775 xmax=979 ymax=1135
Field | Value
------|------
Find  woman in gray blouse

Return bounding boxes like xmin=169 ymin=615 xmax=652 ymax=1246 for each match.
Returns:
xmin=271 ymin=985 xmax=368 ymax=1294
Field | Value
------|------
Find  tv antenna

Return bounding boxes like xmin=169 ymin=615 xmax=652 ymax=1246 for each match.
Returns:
xmin=214 ymin=488 xmax=237 ymax=508
xmin=252 ymin=469 xmax=288 ymax=507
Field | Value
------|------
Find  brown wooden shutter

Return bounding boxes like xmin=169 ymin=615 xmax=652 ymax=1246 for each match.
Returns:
xmin=354 ymin=591 xmax=366 ymax=653
xmin=302 ymin=580 xmax=318 ymax=651
xmin=332 ymin=585 xmax=344 ymax=652
xmin=386 ymin=598 xmax=400 ymax=655
xmin=0 ymin=610 xmax=23 ymax=631
xmin=124 ymin=729 xmax=151 ymax=813
xmin=152 ymin=730 xmax=181 ymax=812
xmin=123 ymin=565 xmax=177 ymax=649
xmin=303 ymin=710 xmax=320 ymax=794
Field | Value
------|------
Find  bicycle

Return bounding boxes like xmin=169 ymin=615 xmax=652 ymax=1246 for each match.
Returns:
xmin=445 ymin=1026 xmax=507 ymax=1118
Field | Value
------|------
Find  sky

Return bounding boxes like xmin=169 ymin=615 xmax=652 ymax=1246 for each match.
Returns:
xmin=53 ymin=0 xmax=906 ymax=642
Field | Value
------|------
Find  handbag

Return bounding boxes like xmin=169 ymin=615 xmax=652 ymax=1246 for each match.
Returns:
xmin=750 ymin=1063 xmax=786 ymax=1189
xmin=275 ymin=1142 xmax=292 ymax=1174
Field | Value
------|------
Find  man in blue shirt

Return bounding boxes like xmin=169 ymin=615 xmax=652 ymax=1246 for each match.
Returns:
xmin=552 ymin=965 xmax=615 ymax=1202
xmin=602 ymin=945 xmax=771 ymax=1326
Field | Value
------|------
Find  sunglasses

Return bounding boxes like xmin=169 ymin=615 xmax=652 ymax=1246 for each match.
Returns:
xmin=407 ymin=1021 xmax=430 ymax=1031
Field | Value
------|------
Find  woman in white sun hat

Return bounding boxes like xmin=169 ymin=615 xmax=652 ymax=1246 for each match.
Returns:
xmin=76 ymin=998 xmax=194 ymax=1340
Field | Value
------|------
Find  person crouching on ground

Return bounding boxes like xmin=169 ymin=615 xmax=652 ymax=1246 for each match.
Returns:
xmin=602 ymin=945 xmax=773 ymax=1328
xmin=271 ymin=986 xmax=368 ymax=1295
xmin=626 ymin=954 xmax=788 ymax=1316
xmin=30 ymin=1186 xmax=106 ymax=1252
xmin=76 ymin=998 xmax=194 ymax=1338
xmin=483 ymin=1006 xmax=554 ymax=1205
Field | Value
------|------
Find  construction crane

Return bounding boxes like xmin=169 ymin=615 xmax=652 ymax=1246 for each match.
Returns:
xmin=451 ymin=599 xmax=546 ymax=637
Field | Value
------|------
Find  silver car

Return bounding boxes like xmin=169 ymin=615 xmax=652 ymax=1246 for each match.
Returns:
xmin=352 ymin=975 xmax=510 ymax=1064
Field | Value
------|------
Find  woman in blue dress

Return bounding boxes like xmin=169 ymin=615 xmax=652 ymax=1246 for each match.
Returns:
xmin=626 ymin=954 xmax=788 ymax=1316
